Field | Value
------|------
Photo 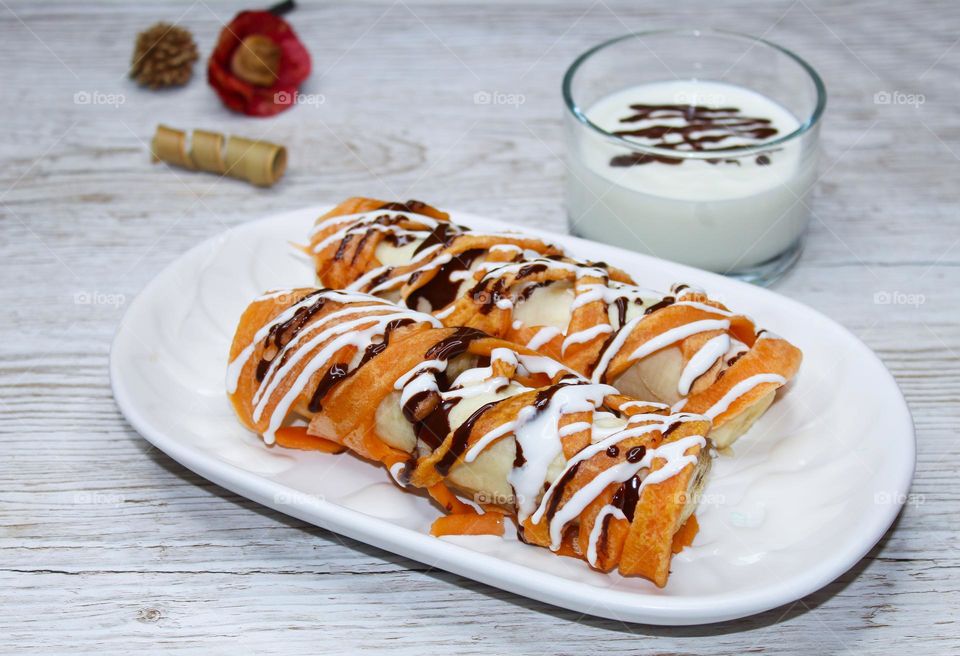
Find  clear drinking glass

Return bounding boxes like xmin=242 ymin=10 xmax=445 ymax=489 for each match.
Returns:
xmin=563 ymin=29 xmax=826 ymax=285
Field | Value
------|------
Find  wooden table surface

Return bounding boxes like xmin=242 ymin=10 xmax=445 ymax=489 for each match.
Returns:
xmin=2 ymin=0 xmax=957 ymax=652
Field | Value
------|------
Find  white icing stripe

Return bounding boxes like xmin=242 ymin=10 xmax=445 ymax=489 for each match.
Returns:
xmin=562 ymin=324 xmax=613 ymax=353
xmin=526 ymin=326 xmax=562 ymax=350
xmin=312 ymin=223 xmax=427 ymax=254
xmin=628 ymin=319 xmax=731 ymax=362
xmin=239 ymin=290 xmax=441 ymax=443
xmin=310 ymin=209 xmax=440 ymax=238
xmin=590 ymin=317 xmax=730 ymax=384
xmin=226 ymin=290 xmax=395 ymax=394
xmin=559 ymin=421 xmax=592 ymax=437
xmin=530 ymin=411 xmax=707 ymax=531
xmin=619 ymin=400 xmax=670 ymax=411
xmin=479 ymin=258 xmax=608 ymax=282
xmin=257 ymin=308 xmax=437 ymax=443
xmin=463 ymin=420 xmax=519 ymax=463
xmin=507 ymin=383 xmax=617 ymax=521
xmin=434 ymin=305 xmax=456 ymax=319
xmin=543 ymin=434 xmax=705 ymax=550
xmin=394 ymin=359 xmax=446 ymax=390
xmin=367 ymin=254 xmax=454 ymax=294
xmin=570 ymin=283 xmax=662 ymax=311
xmin=673 ymin=300 xmax=736 ymax=317
xmin=442 ymin=377 xmax=518 ymax=400
xmin=589 ymin=314 xmax=644 ymax=383
xmin=529 ymin=419 xmax=664 ymax=525
xmin=677 ymin=333 xmax=731 ymax=396
xmin=399 ymin=370 xmax=440 ymax=409
xmin=253 ymin=306 xmax=402 ymax=408
xmin=587 ymin=505 xmax=626 ymax=566
xmin=704 ymin=373 xmax=787 ymax=420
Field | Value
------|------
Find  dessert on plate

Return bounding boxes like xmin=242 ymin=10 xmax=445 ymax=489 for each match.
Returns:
xmin=307 ymin=198 xmax=802 ymax=448
xmin=227 ymin=287 xmax=711 ymax=586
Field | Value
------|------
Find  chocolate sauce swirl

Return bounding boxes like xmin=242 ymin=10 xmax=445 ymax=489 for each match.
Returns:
xmin=424 ymin=326 xmax=488 ymax=360
xmin=255 ymin=291 xmax=326 ymax=381
xmin=306 ymin=317 xmax=414 ymax=412
xmin=609 ymin=103 xmax=779 ymax=167
xmin=405 ymin=249 xmax=483 ymax=312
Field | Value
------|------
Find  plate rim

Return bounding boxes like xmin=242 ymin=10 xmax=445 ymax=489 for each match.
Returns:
xmin=110 ymin=204 xmax=916 ymax=625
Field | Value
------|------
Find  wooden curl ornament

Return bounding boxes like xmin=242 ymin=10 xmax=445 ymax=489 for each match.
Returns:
xmin=150 ymin=124 xmax=287 ymax=187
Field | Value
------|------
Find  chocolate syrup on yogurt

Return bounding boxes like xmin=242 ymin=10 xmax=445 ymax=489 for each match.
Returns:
xmin=609 ymin=103 xmax=779 ymax=167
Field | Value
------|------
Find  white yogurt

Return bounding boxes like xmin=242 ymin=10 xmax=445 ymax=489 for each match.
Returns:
xmin=566 ymin=80 xmax=818 ymax=272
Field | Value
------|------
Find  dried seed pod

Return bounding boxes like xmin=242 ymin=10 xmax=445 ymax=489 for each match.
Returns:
xmin=130 ymin=22 xmax=199 ymax=89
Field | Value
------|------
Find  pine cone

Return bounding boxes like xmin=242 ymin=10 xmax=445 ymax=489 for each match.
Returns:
xmin=130 ymin=23 xmax=199 ymax=89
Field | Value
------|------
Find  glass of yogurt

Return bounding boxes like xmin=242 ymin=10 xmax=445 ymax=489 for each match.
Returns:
xmin=563 ymin=30 xmax=826 ymax=285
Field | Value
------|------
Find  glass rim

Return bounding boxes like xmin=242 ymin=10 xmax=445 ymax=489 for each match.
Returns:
xmin=561 ymin=28 xmax=827 ymax=159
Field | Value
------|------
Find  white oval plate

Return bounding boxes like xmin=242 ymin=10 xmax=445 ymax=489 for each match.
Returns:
xmin=110 ymin=205 xmax=914 ymax=625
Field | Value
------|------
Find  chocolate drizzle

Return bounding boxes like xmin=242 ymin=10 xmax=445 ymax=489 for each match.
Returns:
xmin=470 ymin=278 xmax=509 ymax=315
xmin=614 ymin=296 xmax=628 ymax=328
xmin=308 ymin=363 xmax=349 ymax=412
xmin=516 ymin=262 xmax=547 ymax=279
xmin=517 ymin=280 xmax=551 ymax=303
xmin=431 ymin=381 xmax=571 ymax=477
xmin=256 ymin=291 xmax=326 ymax=382
xmin=424 ymin=326 xmax=488 ymax=360
xmin=662 ymin=421 xmax=681 ymax=438
xmin=644 ymin=296 xmax=675 ymax=315
xmin=378 ymin=200 xmax=429 ymax=214
xmin=332 ymin=214 xmax=405 ymax=262
xmin=400 ymin=327 xmax=491 ymax=451
xmin=612 ymin=474 xmax=643 ymax=521
xmin=533 ymin=384 xmax=564 ymax=411
xmin=435 ymin=401 xmax=499 ymax=475
xmin=405 ymin=249 xmax=482 ymax=312
xmin=412 ymin=221 xmax=463 ymax=256
xmin=406 ymin=394 xmax=458 ymax=450
xmin=366 ymin=266 xmax=395 ymax=290
xmin=544 ymin=461 xmax=581 ymax=522
xmin=626 ymin=445 xmax=647 ymax=463
xmin=609 ymin=103 xmax=779 ymax=167
xmin=304 ymin=316 xmax=412 ymax=412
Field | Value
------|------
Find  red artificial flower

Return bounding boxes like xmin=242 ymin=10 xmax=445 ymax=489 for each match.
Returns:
xmin=208 ymin=10 xmax=311 ymax=117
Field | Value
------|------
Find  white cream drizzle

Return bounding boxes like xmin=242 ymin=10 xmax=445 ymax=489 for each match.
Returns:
xmin=618 ymin=400 xmax=670 ymax=412
xmin=558 ymin=421 xmax=592 ymax=437
xmin=239 ymin=288 xmax=714 ymax=562
xmin=526 ymin=326 xmax=562 ymax=350
xmin=677 ymin=333 xmax=731 ymax=396
xmin=704 ymin=373 xmax=787 ymax=420
xmin=586 ymin=506 xmax=626 ymax=566
xmin=367 ymin=254 xmax=454 ymax=295
xmin=241 ymin=290 xmax=442 ymax=444
xmin=590 ymin=317 xmax=731 ymax=384
xmin=627 ymin=319 xmax=731 ymax=362
xmin=478 ymin=258 xmax=608 ymax=283
xmin=226 ymin=289 xmax=395 ymax=394
xmin=395 ymin=359 xmax=447 ymax=408
xmin=506 ymin=383 xmax=618 ymax=521
xmin=569 ymin=282 xmax=661 ymax=311
xmin=434 ymin=305 xmax=456 ymax=320
xmin=562 ymin=324 xmax=613 ymax=354
xmin=543 ymin=433 xmax=706 ymax=550
xmin=310 ymin=209 xmax=440 ymax=239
